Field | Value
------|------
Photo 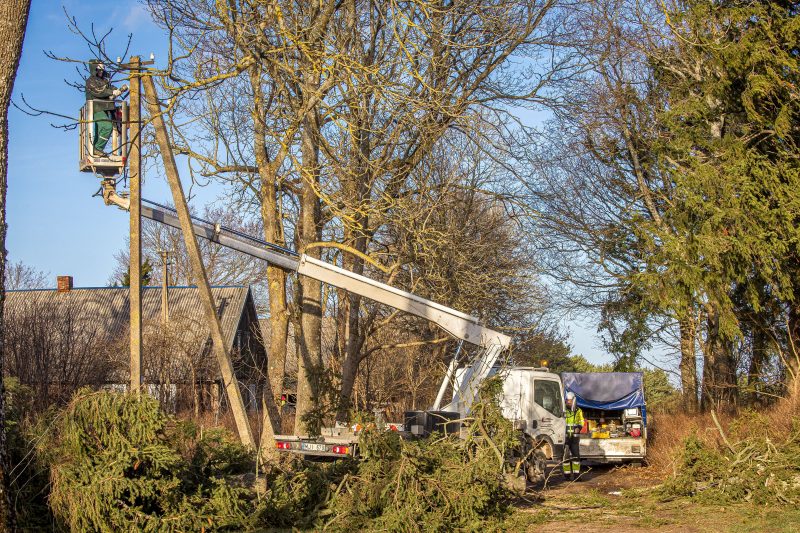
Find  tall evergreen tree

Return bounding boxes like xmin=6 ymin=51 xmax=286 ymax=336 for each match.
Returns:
xmin=651 ymin=0 xmax=800 ymax=404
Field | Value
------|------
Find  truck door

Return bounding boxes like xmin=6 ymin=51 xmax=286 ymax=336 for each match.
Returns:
xmin=530 ymin=379 xmax=566 ymax=448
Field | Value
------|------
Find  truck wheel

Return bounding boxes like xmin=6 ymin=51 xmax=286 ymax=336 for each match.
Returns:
xmin=525 ymin=450 xmax=547 ymax=483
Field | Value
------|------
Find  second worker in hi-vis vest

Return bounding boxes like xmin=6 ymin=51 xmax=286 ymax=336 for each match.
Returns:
xmin=563 ymin=391 xmax=584 ymax=480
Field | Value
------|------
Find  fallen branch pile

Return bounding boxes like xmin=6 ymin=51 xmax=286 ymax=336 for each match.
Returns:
xmin=661 ymin=410 xmax=800 ymax=504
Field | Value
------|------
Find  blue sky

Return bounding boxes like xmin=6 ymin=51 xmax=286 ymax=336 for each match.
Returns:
xmin=8 ymin=1 xmax=614 ymax=364
xmin=9 ymin=0 xmax=176 ymax=286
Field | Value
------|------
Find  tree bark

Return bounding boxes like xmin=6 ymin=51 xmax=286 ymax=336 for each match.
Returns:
xmin=787 ymin=288 xmax=800 ymax=396
xmin=747 ymin=325 xmax=767 ymax=403
xmin=701 ymin=302 xmax=738 ymax=411
xmin=250 ymin=67 xmax=286 ymax=456
xmin=335 ymin=75 xmax=373 ymax=421
xmin=336 ymin=215 xmax=369 ymax=420
xmin=295 ymin=90 xmax=323 ymax=436
xmin=678 ymin=311 xmax=698 ymax=412
xmin=0 ymin=1 xmax=31 ymax=529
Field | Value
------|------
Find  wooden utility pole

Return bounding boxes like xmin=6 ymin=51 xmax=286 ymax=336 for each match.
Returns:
xmin=128 ymin=56 xmax=142 ymax=393
xmin=142 ymin=75 xmax=256 ymax=449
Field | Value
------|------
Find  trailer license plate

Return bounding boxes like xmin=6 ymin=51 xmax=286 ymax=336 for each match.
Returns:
xmin=301 ymin=442 xmax=328 ymax=452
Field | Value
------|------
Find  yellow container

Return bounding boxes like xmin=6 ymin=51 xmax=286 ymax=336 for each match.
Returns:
xmin=591 ymin=431 xmax=610 ymax=439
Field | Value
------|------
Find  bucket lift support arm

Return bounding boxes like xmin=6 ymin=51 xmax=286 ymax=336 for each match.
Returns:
xmin=135 ymin=199 xmax=511 ymax=352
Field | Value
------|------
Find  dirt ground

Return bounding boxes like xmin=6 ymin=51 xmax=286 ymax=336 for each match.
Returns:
xmin=505 ymin=464 xmax=800 ymax=532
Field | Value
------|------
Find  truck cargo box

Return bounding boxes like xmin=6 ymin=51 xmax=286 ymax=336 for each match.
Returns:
xmin=561 ymin=372 xmax=647 ymax=463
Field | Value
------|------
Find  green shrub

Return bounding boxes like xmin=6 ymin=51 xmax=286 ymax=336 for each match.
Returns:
xmin=324 ymin=431 xmax=513 ymax=532
xmin=317 ymin=378 xmax=517 ymax=532
xmin=256 ymin=456 xmax=354 ymax=529
xmin=10 ymin=378 xmax=517 ymax=531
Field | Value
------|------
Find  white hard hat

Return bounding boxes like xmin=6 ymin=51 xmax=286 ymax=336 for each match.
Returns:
xmin=565 ymin=391 xmax=576 ymax=402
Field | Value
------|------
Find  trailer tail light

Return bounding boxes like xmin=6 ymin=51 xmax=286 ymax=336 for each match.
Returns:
xmin=332 ymin=446 xmax=349 ymax=455
xmin=631 ymin=445 xmax=641 ymax=454
xmin=276 ymin=441 xmax=293 ymax=450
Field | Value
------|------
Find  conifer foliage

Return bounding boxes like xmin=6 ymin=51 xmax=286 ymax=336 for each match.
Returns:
xmin=32 ymin=386 xmax=516 ymax=531
xmin=46 ymin=390 xmax=253 ymax=532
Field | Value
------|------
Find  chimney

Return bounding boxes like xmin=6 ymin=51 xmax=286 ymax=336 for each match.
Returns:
xmin=57 ymin=276 xmax=73 ymax=293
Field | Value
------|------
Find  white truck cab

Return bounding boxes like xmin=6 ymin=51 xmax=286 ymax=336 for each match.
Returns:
xmin=498 ymin=367 xmax=566 ymax=460
xmin=443 ymin=365 xmax=567 ymax=480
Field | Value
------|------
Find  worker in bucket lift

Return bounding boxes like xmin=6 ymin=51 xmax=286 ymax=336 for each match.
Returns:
xmin=563 ymin=391 xmax=585 ymax=480
xmin=85 ymin=60 xmax=127 ymax=156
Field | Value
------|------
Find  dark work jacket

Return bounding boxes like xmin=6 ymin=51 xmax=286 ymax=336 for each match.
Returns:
xmin=85 ymin=74 xmax=117 ymax=111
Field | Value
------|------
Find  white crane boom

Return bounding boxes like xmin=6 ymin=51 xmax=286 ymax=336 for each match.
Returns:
xmin=132 ymin=199 xmax=511 ymax=352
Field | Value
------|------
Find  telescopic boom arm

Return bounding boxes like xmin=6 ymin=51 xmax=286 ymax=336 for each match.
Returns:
xmin=137 ymin=199 xmax=512 ymax=351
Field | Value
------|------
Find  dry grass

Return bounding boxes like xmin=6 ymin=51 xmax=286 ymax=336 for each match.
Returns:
xmin=647 ymin=386 xmax=800 ymax=478
xmin=647 ymin=411 xmax=714 ymax=476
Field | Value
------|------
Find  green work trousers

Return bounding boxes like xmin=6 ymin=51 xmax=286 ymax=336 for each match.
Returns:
xmin=93 ymin=109 xmax=113 ymax=153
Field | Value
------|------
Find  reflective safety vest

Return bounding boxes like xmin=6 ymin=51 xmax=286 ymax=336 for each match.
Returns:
xmin=565 ymin=407 xmax=584 ymax=435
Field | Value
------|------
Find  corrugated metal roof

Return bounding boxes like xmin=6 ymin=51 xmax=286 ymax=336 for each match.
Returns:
xmin=4 ymin=286 xmax=250 ymax=353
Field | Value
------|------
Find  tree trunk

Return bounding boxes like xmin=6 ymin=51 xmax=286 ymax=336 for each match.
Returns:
xmin=0 ymin=1 xmax=32 ymax=528
xmin=295 ymin=94 xmax=323 ymax=436
xmin=337 ymin=310 xmax=365 ymax=420
xmin=701 ymin=303 xmax=737 ymax=411
xmin=786 ymin=285 xmax=800 ymax=394
xmin=335 ymin=106 xmax=372 ymax=421
xmin=678 ymin=311 xmax=698 ymax=412
xmin=336 ymin=238 xmax=367 ymax=420
xmin=748 ymin=325 xmax=767 ymax=405
xmin=250 ymin=68 xmax=286 ymax=456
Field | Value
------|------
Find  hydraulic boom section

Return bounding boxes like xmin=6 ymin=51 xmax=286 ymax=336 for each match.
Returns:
xmin=134 ymin=199 xmax=511 ymax=353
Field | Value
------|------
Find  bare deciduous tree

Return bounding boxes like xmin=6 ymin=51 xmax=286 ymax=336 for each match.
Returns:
xmin=143 ymin=0 xmax=569 ymax=438
xmin=4 ymin=260 xmax=49 ymax=290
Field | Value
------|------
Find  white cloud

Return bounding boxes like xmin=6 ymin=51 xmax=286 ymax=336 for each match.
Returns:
xmin=121 ymin=3 xmax=150 ymax=31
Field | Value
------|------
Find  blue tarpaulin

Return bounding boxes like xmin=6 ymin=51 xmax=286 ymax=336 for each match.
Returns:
xmin=561 ymin=372 xmax=646 ymax=423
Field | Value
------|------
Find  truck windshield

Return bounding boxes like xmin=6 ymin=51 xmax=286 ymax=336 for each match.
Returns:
xmin=534 ymin=380 xmax=563 ymax=417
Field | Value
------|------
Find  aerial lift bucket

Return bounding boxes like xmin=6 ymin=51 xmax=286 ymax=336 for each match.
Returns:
xmin=79 ymin=99 xmax=129 ymax=175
